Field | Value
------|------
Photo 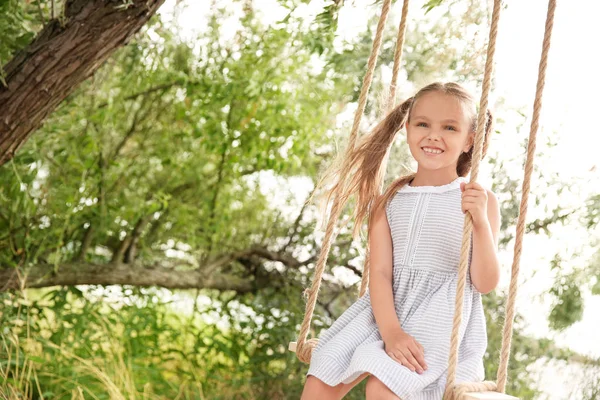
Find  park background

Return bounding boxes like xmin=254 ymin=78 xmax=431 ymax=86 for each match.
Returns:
xmin=0 ymin=0 xmax=599 ymax=398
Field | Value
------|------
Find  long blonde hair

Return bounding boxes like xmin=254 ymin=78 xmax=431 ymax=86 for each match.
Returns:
xmin=314 ymin=82 xmax=494 ymax=241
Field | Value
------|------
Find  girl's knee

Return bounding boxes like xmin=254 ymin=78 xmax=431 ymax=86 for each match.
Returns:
xmin=365 ymin=376 xmax=401 ymax=400
xmin=304 ymin=375 xmax=327 ymax=389
xmin=301 ymin=376 xmax=341 ymax=400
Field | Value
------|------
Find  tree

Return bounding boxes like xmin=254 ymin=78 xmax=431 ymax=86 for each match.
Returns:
xmin=1 ymin=0 xmax=598 ymax=398
xmin=0 ymin=0 xmax=166 ymax=166
xmin=0 ymin=2 xmax=355 ymax=292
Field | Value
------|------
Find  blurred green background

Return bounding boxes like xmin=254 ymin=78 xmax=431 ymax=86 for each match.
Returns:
xmin=0 ymin=0 xmax=599 ymax=398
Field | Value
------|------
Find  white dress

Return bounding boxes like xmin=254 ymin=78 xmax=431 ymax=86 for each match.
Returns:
xmin=306 ymin=176 xmax=487 ymax=400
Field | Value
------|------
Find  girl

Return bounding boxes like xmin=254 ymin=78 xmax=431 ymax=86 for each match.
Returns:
xmin=300 ymin=82 xmax=501 ymax=400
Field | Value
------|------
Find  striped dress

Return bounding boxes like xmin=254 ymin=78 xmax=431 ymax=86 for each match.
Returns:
xmin=307 ymin=176 xmax=487 ymax=400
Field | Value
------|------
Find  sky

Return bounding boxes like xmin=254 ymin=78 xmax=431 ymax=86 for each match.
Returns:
xmin=157 ymin=0 xmax=600 ymax=397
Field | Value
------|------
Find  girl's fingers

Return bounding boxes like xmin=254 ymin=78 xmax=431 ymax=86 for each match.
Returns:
xmin=388 ymin=343 xmax=427 ymax=373
xmin=462 ymin=192 xmax=484 ymax=199
xmin=408 ymin=344 xmax=427 ymax=371
xmin=388 ymin=350 xmax=421 ymax=373
xmin=462 ymin=199 xmax=481 ymax=205
xmin=462 ymin=197 xmax=482 ymax=204
xmin=403 ymin=350 xmax=424 ymax=373
xmin=388 ymin=351 xmax=403 ymax=366
xmin=394 ymin=353 xmax=412 ymax=371
xmin=464 ymin=182 xmax=484 ymax=191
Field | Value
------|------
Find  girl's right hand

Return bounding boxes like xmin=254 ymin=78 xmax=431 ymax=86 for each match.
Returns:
xmin=384 ymin=330 xmax=428 ymax=374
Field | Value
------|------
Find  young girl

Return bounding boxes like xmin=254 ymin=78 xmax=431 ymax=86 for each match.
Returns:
xmin=300 ymin=82 xmax=501 ymax=400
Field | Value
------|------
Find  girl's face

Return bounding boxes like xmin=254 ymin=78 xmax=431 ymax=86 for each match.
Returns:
xmin=406 ymin=91 xmax=474 ymax=174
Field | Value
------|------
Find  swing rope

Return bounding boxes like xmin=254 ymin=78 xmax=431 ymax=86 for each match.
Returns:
xmin=496 ymin=0 xmax=556 ymax=393
xmin=359 ymin=0 xmax=411 ymax=299
xmin=293 ymin=0 xmax=397 ymax=364
xmin=348 ymin=0 xmax=394 ymax=154
xmin=387 ymin=0 xmax=411 ymax=112
xmin=447 ymin=0 xmax=557 ymax=398
xmin=291 ymin=1 xmax=558 ymax=398
xmin=443 ymin=0 xmax=503 ymax=397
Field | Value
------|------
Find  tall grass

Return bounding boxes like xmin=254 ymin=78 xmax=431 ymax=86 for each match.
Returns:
xmin=0 ymin=286 xmax=306 ymax=399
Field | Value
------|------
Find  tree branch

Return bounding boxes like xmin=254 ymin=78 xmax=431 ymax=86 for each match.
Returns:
xmin=96 ymin=80 xmax=190 ymax=108
xmin=0 ymin=262 xmax=257 ymax=292
xmin=527 ymin=210 xmax=577 ymax=234
xmin=108 ymin=99 xmax=146 ymax=161
xmin=0 ymin=0 xmax=166 ymax=166
xmin=1 ymin=244 xmax=307 ymax=291
xmin=124 ymin=213 xmax=154 ymax=263
xmin=0 ymin=242 xmax=314 ymax=293
xmin=111 ymin=213 xmax=154 ymax=264
xmin=205 ymin=111 xmax=233 ymax=255
xmin=282 ymin=187 xmax=315 ymax=252
xmin=76 ymin=225 xmax=94 ymax=262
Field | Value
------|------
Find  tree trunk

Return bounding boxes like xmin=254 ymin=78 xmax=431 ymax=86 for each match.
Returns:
xmin=0 ymin=245 xmax=303 ymax=291
xmin=0 ymin=262 xmax=258 ymax=292
xmin=0 ymin=0 xmax=165 ymax=166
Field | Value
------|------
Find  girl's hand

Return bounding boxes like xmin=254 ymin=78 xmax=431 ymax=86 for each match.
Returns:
xmin=384 ymin=330 xmax=428 ymax=374
xmin=460 ymin=181 xmax=488 ymax=229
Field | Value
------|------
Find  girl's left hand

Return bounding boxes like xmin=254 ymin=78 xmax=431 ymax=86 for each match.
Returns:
xmin=460 ymin=181 xmax=488 ymax=229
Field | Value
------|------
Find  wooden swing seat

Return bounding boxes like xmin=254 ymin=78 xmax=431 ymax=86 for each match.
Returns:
xmin=463 ymin=393 xmax=518 ymax=400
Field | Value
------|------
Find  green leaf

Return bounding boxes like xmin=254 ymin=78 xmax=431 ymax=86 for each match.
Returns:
xmin=28 ymin=355 xmax=45 ymax=363
xmin=592 ymin=278 xmax=600 ymax=296
xmin=423 ymin=0 xmax=445 ymax=14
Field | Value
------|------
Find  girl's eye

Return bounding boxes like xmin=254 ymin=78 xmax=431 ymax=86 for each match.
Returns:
xmin=417 ymin=122 xmax=428 ymax=127
xmin=445 ymin=125 xmax=457 ymax=131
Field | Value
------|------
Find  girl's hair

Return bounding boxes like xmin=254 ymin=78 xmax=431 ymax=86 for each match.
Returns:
xmin=315 ymin=82 xmax=494 ymax=240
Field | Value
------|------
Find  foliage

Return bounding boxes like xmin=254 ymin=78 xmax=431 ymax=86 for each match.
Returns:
xmin=0 ymin=4 xmax=342 ymax=272
xmin=0 ymin=0 xmax=599 ymax=398
xmin=0 ymin=286 xmax=305 ymax=399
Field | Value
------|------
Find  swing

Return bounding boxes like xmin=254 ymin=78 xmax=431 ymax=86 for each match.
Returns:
xmin=288 ymin=0 xmax=558 ymax=399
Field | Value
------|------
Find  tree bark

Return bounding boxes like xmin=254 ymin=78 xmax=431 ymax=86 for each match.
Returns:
xmin=0 ymin=262 xmax=258 ymax=292
xmin=0 ymin=0 xmax=166 ymax=166
xmin=0 ymin=245 xmax=306 ymax=291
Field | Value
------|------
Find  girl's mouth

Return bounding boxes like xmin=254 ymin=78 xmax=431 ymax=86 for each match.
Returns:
xmin=421 ymin=146 xmax=444 ymax=157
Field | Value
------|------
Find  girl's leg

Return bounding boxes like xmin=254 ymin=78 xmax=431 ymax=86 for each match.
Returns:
xmin=300 ymin=372 xmax=369 ymax=400
xmin=365 ymin=376 xmax=401 ymax=400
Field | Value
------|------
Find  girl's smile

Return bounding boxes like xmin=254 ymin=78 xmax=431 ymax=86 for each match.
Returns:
xmin=421 ymin=146 xmax=444 ymax=156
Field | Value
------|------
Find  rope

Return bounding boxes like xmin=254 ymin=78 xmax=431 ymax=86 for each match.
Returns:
xmin=347 ymin=0 xmax=394 ymax=154
xmin=446 ymin=1 xmax=557 ymax=397
xmin=443 ymin=0 xmax=502 ymax=398
xmin=454 ymin=381 xmax=498 ymax=399
xmin=294 ymin=3 xmax=558 ymax=399
xmin=294 ymin=0 xmax=393 ymax=363
xmin=387 ymin=0 xmax=410 ymax=113
xmin=496 ymin=0 xmax=556 ymax=392
xmin=359 ymin=0 xmax=411 ymax=299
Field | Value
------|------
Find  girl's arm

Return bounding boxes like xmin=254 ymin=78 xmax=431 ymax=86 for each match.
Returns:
xmin=462 ymin=184 xmax=501 ymax=294
xmin=369 ymin=199 xmax=428 ymax=373
xmin=368 ymin=200 xmax=403 ymax=340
